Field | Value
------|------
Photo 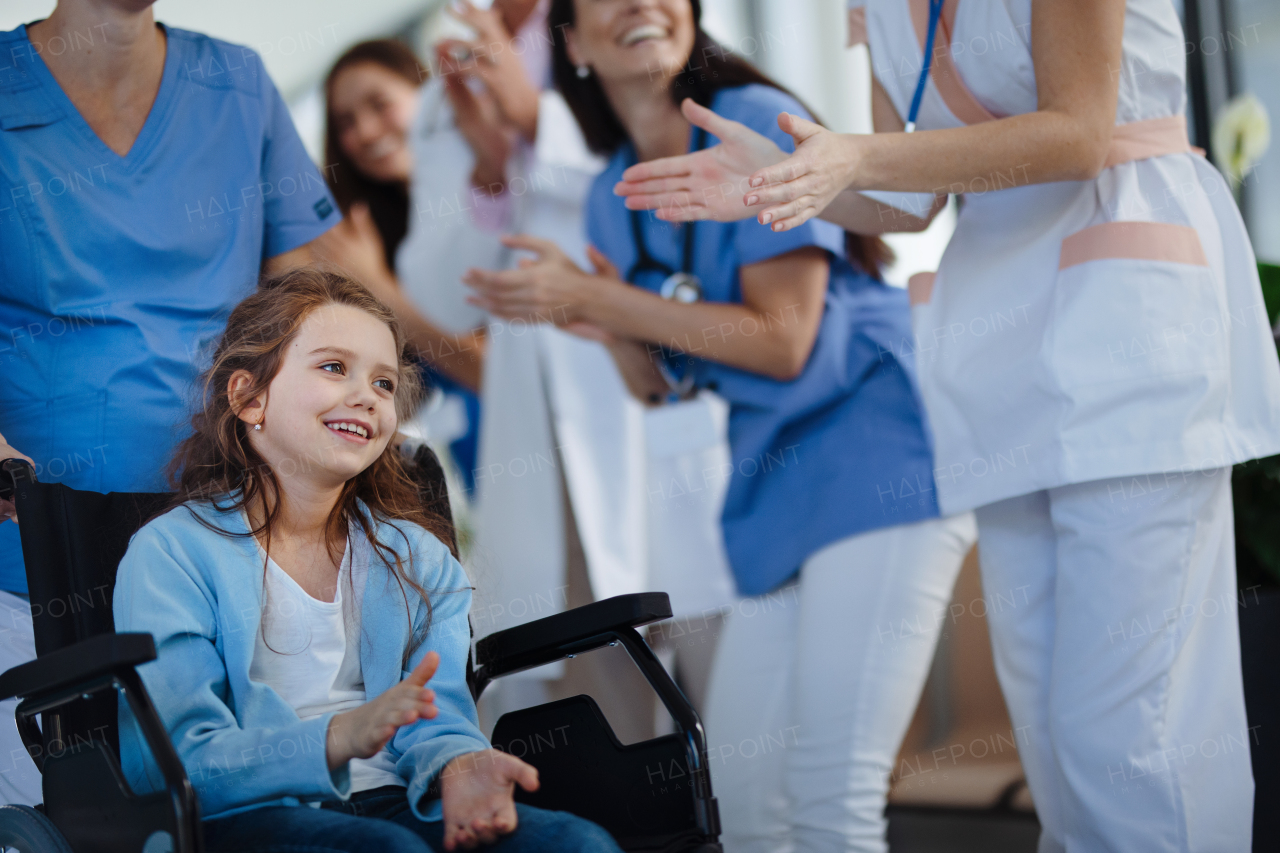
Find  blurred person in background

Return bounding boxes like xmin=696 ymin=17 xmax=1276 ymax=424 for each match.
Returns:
xmin=465 ymin=2 xmax=977 ymax=850
xmin=318 ymin=39 xmax=484 ymax=494
xmin=0 ymin=0 xmax=338 ymax=805
xmin=398 ymin=0 xmax=735 ymax=740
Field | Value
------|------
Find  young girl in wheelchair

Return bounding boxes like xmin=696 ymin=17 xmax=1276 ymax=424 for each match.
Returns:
xmin=113 ymin=268 xmax=622 ymax=853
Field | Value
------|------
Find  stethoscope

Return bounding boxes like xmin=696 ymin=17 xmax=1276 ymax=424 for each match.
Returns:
xmin=626 ymin=125 xmax=709 ymax=304
xmin=626 ymin=125 xmax=710 ymax=400
xmin=905 ymin=0 xmax=945 ymax=133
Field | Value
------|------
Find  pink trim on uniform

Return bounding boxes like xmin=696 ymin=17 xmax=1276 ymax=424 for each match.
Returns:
xmin=1058 ymin=221 xmax=1209 ymax=270
xmin=847 ymin=7 xmax=868 ymax=47
xmin=908 ymin=0 xmax=1000 ymax=125
xmin=908 ymin=272 xmax=937 ymax=305
xmin=1104 ymin=115 xmax=1191 ymax=168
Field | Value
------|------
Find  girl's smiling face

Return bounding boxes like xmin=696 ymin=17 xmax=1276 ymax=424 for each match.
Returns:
xmin=235 ymin=303 xmax=401 ymax=488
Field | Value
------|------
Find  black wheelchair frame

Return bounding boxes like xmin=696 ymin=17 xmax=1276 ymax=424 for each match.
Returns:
xmin=0 ymin=453 xmax=721 ymax=853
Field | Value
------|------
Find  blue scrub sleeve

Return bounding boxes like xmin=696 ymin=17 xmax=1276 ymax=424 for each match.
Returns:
xmin=585 ymin=180 xmax=610 ymax=258
xmin=257 ymin=63 xmax=339 ymax=258
xmin=715 ymin=88 xmax=848 ymax=267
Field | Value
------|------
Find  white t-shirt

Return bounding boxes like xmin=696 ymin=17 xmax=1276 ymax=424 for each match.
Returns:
xmin=246 ymin=520 xmax=405 ymax=793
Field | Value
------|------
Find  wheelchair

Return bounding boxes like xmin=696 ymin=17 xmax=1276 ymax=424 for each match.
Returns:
xmin=0 ymin=451 xmax=721 ymax=853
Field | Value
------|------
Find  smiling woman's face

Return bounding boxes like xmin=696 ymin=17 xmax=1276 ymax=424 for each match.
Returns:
xmin=566 ymin=0 xmax=697 ymax=88
xmin=329 ymin=62 xmax=420 ymax=185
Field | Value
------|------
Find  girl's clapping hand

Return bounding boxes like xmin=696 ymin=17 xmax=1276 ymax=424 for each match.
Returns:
xmin=439 ymin=748 xmax=540 ymax=850
xmin=326 ymin=651 xmax=440 ymax=770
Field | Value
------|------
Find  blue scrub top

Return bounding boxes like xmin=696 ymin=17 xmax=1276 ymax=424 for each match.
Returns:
xmin=0 ymin=24 xmax=339 ymax=592
xmin=587 ymin=84 xmax=941 ymax=596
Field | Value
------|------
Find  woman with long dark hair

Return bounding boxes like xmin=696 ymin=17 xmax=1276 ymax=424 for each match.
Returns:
xmin=464 ymin=2 xmax=976 ymax=849
xmin=319 ymin=39 xmax=485 ymax=490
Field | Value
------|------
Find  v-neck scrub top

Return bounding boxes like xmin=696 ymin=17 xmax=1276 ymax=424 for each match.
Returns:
xmin=0 ymin=24 xmax=339 ymax=592
xmin=588 ymin=84 xmax=942 ymax=597
xmin=850 ymin=0 xmax=1280 ymax=513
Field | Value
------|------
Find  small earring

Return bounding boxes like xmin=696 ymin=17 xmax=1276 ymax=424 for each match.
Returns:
xmin=253 ymin=422 xmax=262 ymax=431
xmin=576 ymin=64 xmax=590 ymax=79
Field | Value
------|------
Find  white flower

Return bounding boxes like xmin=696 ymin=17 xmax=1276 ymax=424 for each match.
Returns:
xmin=1212 ymin=93 xmax=1271 ymax=188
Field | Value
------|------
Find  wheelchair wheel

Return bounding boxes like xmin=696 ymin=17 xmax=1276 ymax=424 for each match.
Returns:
xmin=0 ymin=805 xmax=73 ymax=853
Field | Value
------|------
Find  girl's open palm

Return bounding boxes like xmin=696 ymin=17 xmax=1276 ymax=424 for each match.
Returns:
xmin=613 ymin=99 xmax=786 ymax=223
xmin=440 ymin=749 xmax=539 ymax=850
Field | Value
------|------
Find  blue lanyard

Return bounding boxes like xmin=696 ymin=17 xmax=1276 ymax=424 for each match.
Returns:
xmin=905 ymin=0 xmax=945 ymax=133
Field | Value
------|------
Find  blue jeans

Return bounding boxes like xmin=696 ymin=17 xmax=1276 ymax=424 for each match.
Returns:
xmin=203 ymin=786 xmax=623 ymax=853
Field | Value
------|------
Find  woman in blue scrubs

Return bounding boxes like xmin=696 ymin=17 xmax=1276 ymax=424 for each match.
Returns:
xmin=0 ymin=0 xmax=338 ymax=804
xmin=463 ymin=1 xmax=976 ymax=850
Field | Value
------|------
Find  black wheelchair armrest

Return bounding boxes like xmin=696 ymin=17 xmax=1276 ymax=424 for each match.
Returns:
xmin=475 ymin=592 xmax=672 ymax=681
xmin=473 ymin=592 xmax=721 ymax=840
xmin=0 ymin=632 xmax=156 ymax=703
xmin=0 ymin=631 xmax=205 ymax=851
xmin=0 ymin=457 xmax=35 ymax=503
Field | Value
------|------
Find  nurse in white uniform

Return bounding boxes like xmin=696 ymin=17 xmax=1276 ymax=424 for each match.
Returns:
xmin=615 ymin=1 xmax=1280 ymax=851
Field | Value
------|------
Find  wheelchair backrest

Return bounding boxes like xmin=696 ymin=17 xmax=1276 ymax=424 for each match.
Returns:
xmin=13 ymin=482 xmax=171 ymax=657
xmin=9 ymin=442 xmax=455 ymax=656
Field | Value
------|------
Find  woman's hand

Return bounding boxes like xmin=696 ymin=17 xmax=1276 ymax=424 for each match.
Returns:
xmin=741 ymin=112 xmax=861 ymax=232
xmin=439 ymin=749 xmax=539 ymax=850
xmin=314 ymin=202 xmax=398 ymax=299
xmin=327 ymin=651 xmax=439 ymax=771
xmin=614 ymin=99 xmax=787 ymax=223
xmin=0 ymin=432 xmax=33 ymax=525
xmin=463 ymin=237 xmax=627 ymax=326
xmin=438 ymin=1 xmax=540 ymax=141
xmin=436 ymin=42 xmax=518 ymax=190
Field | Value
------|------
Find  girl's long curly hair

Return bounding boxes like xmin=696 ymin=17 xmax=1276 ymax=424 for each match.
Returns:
xmin=162 ymin=267 xmax=459 ymax=665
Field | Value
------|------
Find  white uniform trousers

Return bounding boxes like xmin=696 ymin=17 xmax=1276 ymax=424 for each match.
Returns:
xmin=974 ymin=467 xmax=1252 ymax=853
xmin=0 ymin=590 xmax=39 ymax=805
xmin=704 ymin=512 xmax=977 ymax=853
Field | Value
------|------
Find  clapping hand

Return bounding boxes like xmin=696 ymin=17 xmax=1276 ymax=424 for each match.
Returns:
xmin=463 ymin=235 xmax=628 ymax=333
xmin=327 ymin=651 xmax=440 ymax=770
xmin=613 ymin=99 xmax=786 ymax=223
xmin=437 ymin=1 xmax=540 ymax=141
xmin=615 ymin=99 xmax=858 ymax=232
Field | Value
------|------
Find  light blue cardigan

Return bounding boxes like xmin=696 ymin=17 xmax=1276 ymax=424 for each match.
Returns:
xmin=113 ymin=496 xmax=487 ymax=822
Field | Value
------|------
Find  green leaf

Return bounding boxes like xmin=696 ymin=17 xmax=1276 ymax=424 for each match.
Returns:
xmin=1259 ymin=262 xmax=1280 ymax=327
